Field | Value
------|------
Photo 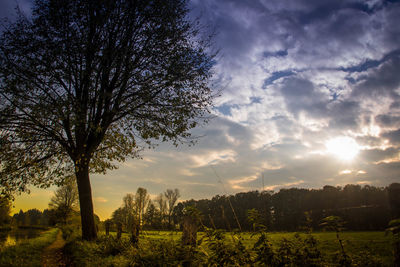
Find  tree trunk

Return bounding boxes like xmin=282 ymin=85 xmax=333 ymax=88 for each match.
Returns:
xmin=75 ymin=163 xmax=97 ymax=241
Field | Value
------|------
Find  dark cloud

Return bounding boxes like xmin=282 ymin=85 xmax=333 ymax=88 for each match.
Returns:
xmin=359 ymin=147 xmax=399 ymax=163
xmin=382 ymin=2 xmax=400 ymax=50
xmin=280 ymin=77 xmax=328 ymax=117
xmin=328 ymin=100 xmax=361 ymax=129
xmin=356 ymin=135 xmax=383 ymax=147
xmin=381 ymin=128 xmax=400 ymax=145
xmin=352 ymin=56 xmax=400 ymax=99
xmin=263 ymin=71 xmax=294 ymax=87
xmin=375 ymin=114 xmax=400 ymax=128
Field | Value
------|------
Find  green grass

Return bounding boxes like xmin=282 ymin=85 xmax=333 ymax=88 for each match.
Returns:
xmin=0 ymin=228 xmax=59 ymax=267
xmin=88 ymin=230 xmax=393 ymax=266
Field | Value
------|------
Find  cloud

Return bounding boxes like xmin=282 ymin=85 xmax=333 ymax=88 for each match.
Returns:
xmin=190 ymin=149 xmax=237 ymax=167
xmin=375 ymin=114 xmax=400 ymax=128
xmin=381 ymin=128 xmax=400 ymax=145
xmin=352 ymin=55 xmax=400 ymax=99
xmin=359 ymin=147 xmax=399 ymax=163
xmin=280 ymin=77 xmax=329 ymax=118
xmin=94 ymin=197 xmax=108 ymax=203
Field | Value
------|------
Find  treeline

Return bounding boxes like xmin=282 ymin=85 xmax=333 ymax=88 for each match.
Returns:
xmin=12 ymin=209 xmax=55 ymax=227
xmin=175 ymin=183 xmax=400 ymax=231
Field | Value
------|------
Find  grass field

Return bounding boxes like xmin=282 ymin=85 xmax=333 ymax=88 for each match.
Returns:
xmin=99 ymin=230 xmax=393 ymax=266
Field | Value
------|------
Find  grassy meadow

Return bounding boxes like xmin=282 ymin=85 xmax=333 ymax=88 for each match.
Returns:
xmin=145 ymin=230 xmax=392 ymax=264
xmin=63 ymin=229 xmax=394 ymax=266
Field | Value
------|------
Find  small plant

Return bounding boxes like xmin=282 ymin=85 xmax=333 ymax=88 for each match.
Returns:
xmin=253 ymin=232 xmax=277 ymax=266
xmin=387 ymin=218 xmax=400 ymax=267
xmin=320 ymin=216 xmax=352 ymax=266
xmin=202 ymin=227 xmax=252 ymax=266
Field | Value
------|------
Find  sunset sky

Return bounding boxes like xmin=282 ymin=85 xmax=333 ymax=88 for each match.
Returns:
xmin=2 ymin=0 xmax=400 ymax=220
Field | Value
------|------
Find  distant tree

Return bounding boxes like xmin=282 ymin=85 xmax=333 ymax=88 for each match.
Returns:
xmin=135 ymin=187 xmax=150 ymax=228
xmin=112 ymin=207 xmax=126 ymax=229
xmin=144 ymin=200 xmax=157 ymax=229
xmin=0 ymin=0 xmax=215 ymax=240
xmin=122 ymin=193 xmax=136 ymax=229
xmin=49 ymin=178 xmax=79 ymax=224
xmin=0 ymin=195 xmax=11 ymax=225
xmin=155 ymin=193 xmax=167 ymax=228
xmin=25 ymin=209 xmax=42 ymax=225
xmin=164 ymin=188 xmax=180 ymax=229
xmin=13 ymin=210 xmax=26 ymax=226
xmin=41 ymin=209 xmax=55 ymax=226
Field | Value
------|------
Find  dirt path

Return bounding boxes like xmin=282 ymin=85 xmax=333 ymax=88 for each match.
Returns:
xmin=41 ymin=229 xmax=67 ymax=267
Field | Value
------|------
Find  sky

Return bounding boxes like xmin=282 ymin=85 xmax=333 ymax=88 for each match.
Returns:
xmin=2 ymin=0 xmax=400 ymax=220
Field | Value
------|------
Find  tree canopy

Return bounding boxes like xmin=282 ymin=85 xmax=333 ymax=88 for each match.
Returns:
xmin=0 ymin=0 xmax=214 ymax=240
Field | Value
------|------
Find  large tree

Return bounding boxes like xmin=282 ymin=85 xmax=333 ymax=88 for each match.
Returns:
xmin=0 ymin=0 xmax=214 ymax=240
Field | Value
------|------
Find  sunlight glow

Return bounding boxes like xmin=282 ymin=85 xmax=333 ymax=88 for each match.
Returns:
xmin=326 ymin=136 xmax=360 ymax=161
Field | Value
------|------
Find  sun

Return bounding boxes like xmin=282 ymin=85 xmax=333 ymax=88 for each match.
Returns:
xmin=325 ymin=136 xmax=360 ymax=161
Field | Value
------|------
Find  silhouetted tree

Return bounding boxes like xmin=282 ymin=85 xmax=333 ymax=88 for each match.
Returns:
xmin=122 ymin=193 xmax=136 ymax=229
xmin=164 ymin=188 xmax=180 ymax=229
xmin=155 ymin=193 xmax=167 ymax=228
xmin=0 ymin=0 xmax=214 ymax=240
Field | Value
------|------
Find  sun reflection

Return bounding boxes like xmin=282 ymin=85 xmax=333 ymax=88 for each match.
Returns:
xmin=326 ymin=136 xmax=360 ymax=161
